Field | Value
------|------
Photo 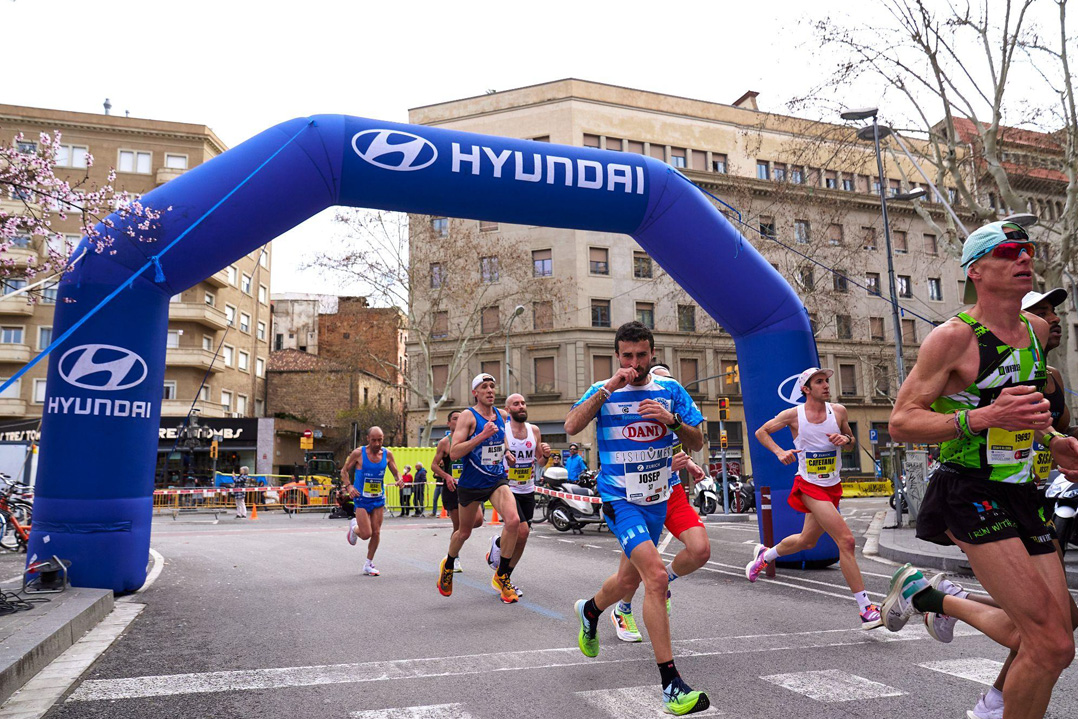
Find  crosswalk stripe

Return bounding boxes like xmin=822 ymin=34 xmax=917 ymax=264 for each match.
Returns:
xmin=761 ymin=669 xmax=905 ymax=702
xmin=349 ymin=703 xmax=472 ymax=719
xmin=918 ymin=658 xmax=1004 ymax=686
xmin=577 ymin=685 xmax=722 ymax=717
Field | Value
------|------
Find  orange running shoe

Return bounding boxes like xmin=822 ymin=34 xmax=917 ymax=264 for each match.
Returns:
xmin=437 ymin=557 xmax=454 ymax=597
xmin=492 ymin=572 xmax=519 ymax=604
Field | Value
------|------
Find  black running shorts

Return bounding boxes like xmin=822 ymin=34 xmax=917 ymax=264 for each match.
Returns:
xmin=513 ymin=491 xmax=536 ymax=526
xmin=916 ymin=465 xmax=1056 ymax=555
xmin=456 ymin=478 xmax=509 ymax=508
xmin=442 ymin=484 xmax=459 ymax=512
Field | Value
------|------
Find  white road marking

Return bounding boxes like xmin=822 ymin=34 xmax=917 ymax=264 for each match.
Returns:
xmin=578 ymin=684 xmax=722 ymax=717
xmin=1 ymin=601 xmax=145 ymax=718
xmin=350 ymin=703 xmax=472 ymax=719
xmin=761 ymin=669 xmax=904 ymax=702
xmin=119 ymin=548 xmax=164 ymax=603
xmin=918 ymin=658 xmax=1004 ymax=686
xmin=657 ymin=531 xmax=674 ymax=553
xmin=583 ymin=544 xmax=602 ymax=549
xmin=68 ymin=624 xmax=936 ymax=702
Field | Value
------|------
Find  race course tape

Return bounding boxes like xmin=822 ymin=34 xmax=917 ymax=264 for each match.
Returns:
xmin=534 ymin=485 xmax=603 ymax=504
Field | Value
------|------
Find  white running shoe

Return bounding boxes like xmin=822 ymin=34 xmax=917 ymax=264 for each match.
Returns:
xmin=966 ymin=691 xmax=1003 ymax=719
xmin=453 ymin=558 xmax=464 ymax=574
xmin=363 ymin=561 xmax=380 ymax=576
xmin=924 ymin=572 xmax=962 ymax=643
xmin=745 ymin=543 xmax=768 ymax=582
xmin=611 ymin=606 xmax=642 ymax=642
xmin=486 ymin=535 xmax=501 ymax=571
xmin=881 ymin=563 xmax=929 ymax=631
xmin=346 ymin=520 xmax=358 ymax=546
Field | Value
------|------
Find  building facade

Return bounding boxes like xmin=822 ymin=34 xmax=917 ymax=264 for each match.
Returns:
xmin=0 ymin=104 xmax=272 ymax=482
xmin=405 ymin=79 xmax=971 ymax=478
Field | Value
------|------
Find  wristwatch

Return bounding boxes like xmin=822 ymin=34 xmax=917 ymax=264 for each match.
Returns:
xmin=666 ymin=413 xmax=683 ymax=431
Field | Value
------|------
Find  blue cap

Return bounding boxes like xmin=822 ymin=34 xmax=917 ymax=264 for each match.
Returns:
xmin=961 ymin=221 xmax=1032 ymax=267
xmin=961 ymin=221 xmax=1035 ymax=304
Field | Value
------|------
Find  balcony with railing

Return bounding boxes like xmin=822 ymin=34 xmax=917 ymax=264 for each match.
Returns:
xmin=0 ymin=344 xmax=32 ymax=364
xmin=168 ymin=302 xmax=228 ymax=330
xmin=165 ymin=347 xmax=224 ymax=373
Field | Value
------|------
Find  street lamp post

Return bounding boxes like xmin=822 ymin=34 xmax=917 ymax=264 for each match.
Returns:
xmin=504 ymin=305 xmax=525 ymax=393
xmin=842 ymin=108 xmax=926 ymax=526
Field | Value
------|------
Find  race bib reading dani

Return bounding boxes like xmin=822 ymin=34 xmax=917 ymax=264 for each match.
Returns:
xmin=986 ymin=428 xmax=1034 ymax=466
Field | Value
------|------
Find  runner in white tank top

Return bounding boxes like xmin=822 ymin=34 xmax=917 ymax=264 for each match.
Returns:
xmin=746 ymin=367 xmax=883 ymax=630
xmin=485 ymin=393 xmax=549 ymax=596
xmin=794 ymin=403 xmax=843 ymax=487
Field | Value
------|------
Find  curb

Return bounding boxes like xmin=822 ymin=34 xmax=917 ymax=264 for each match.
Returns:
xmin=0 ymin=588 xmax=113 ymax=704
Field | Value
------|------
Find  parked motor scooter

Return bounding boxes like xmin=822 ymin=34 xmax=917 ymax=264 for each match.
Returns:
xmin=1046 ymin=470 xmax=1078 ymax=555
xmin=732 ymin=475 xmax=756 ymax=513
xmin=541 ymin=467 xmax=605 ymax=533
xmin=693 ymin=474 xmax=719 ymax=516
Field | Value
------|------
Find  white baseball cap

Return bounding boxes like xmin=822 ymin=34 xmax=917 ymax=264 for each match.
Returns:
xmin=1021 ymin=287 xmax=1067 ymax=311
xmin=798 ymin=366 xmax=834 ymax=388
xmin=471 ymin=373 xmax=496 ymax=391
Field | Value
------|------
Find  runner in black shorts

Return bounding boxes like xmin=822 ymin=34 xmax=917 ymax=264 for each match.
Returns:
xmin=485 ymin=393 xmax=549 ymax=596
xmin=886 ymin=222 xmax=1078 ymax=719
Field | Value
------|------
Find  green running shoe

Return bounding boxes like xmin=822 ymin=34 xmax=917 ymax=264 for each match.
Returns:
xmin=663 ymin=677 xmax=710 ymax=715
xmin=611 ymin=605 xmax=642 ymax=642
xmin=575 ymin=599 xmax=599 ymax=657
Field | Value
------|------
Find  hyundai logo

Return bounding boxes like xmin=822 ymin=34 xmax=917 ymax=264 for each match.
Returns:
xmin=58 ymin=344 xmax=147 ymax=391
xmin=352 ymin=129 xmax=437 ymax=172
xmin=777 ymin=373 xmax=807 ymax=405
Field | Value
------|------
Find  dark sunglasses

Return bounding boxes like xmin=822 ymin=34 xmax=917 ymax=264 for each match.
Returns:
xmin=991 ymin=241 xmax=1035 ymax=261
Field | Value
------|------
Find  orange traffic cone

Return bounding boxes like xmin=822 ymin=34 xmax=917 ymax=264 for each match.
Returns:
xmin=491 ymin=507 xmax=502 ymax=526
xmin=250 ymin=503 xmax=258 ymax=520
xmin=440 ymin=507 xmax=447 ymax=518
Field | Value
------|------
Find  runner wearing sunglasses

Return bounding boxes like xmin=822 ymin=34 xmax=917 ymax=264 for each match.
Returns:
xmin=886 ymin=221 xmax=1078 ymax=719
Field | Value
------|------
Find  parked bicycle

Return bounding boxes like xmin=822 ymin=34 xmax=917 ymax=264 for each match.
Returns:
xmin=0 ymin=475 xmax=32 ymax=552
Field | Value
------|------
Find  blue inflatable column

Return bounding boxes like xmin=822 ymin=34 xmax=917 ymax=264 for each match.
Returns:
xmin=27 ymin=271 xmax=168 ymax=592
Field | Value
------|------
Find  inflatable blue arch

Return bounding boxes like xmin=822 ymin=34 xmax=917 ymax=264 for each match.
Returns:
xmin=27 ymin=115 xmax=836 ymax=591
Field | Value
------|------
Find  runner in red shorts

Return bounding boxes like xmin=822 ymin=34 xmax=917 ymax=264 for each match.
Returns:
xmin=611 ymin=363 xmax=711 ymax=642
xmin=745 ymin=367 xmax=883 ymax=630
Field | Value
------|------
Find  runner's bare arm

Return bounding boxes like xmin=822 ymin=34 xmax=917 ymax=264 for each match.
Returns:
xmin=1048 ymin=367 xmax=1072 ymax=433
xmin=386 ymin=450 xmax=400 ymax=484
xmin=891 ymin=321 xmax=1052 ymax=442
xmin=501 ymin=410 xmax=517 ymax=467
xmin=754 ymin=408 xmax=799 ymax=461
xmin=341 ymin=449 xmax=363 ymax=497
xmin=450 ymin=411 xmax=495 ymax=460
xmin=432 ymin=438 xmax=453 ymax=482
xmin=565 ymin=367 xmax=638 ymax=435
xmin=533 ymin=425 xmax=550 ymax=460
xmin=827 ymin=405 xmax=855 ymax=447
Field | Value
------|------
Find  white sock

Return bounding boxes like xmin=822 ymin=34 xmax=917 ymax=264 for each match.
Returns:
xmin=763 ymin=547 xmax=780 ymax=562
xmin=853 ymin=590 xmax=872 ymax=611
xmin=985 ymin=687 xmax=1003 ymax=707
xmin=666 ymin=564 xmax=679 ymax=583
xmin=350 ymin=518 xmax=358 ymax=532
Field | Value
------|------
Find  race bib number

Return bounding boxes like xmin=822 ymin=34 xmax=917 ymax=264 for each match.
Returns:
xmin=508 ymin=466 xmax=533 ymax=486
xmin=1032 ymin=441 xmax=1052 ymax=481
xmin=625 ymin=458 xmax=671 ymax=506
xmin=451 ymin=462 xmax=463 ymax=479
xmin=480 ymin=444 xmax=505 ymax=465
xmin=986 ymin=428 xmax=1034 ymax=465
xmin=362 ymin=480 xmax=383 ymax=498
xmin=805 ymin=450 xmax=838 ymax=480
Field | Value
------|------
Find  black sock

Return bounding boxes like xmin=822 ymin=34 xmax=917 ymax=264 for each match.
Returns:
xmin=498 ymin=556 xmax=512 ymax=576
xmin=582 ymin=598 xmax=601 ymax=625
xmin=912 ymin=586 xmax=947 ymax=614
xmin=445 ymin=554 xmax=456 ymax=570
xmin=658 ymin=660 xmax=679 ymax=688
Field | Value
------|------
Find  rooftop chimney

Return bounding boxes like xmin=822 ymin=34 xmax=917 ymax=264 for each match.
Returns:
xmin=103 ymin=98 xmax=112 ymax=115
xmin=732 ymin=91 xmax=759 ymax=111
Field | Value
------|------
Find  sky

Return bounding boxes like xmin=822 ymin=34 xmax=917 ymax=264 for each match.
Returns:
xmin=2 ymin=0 xmax=1064 ymax=295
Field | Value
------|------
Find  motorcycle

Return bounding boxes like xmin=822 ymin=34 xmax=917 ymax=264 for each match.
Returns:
xmin=1046 ymin=471 xmax=1078 ymax=555
xmin=732 ymin=475 xmax=756 ymax=513
xmin=541 ymin=467 xmax=605 ymax=533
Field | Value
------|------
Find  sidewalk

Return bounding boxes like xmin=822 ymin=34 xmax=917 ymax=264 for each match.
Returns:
xmin=876 ymin=510 xmax=1078 ymax=588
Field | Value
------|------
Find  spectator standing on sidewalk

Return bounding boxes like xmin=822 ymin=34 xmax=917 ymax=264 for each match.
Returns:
xmin=413 ymin=463 xmax=428 ymax=517
xmin=400 ymin=465 xmax=413 ymax=517
xmin=233 ymin=466 xmax=250 ymax=519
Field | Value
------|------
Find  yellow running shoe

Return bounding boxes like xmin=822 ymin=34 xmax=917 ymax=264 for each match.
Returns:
xmin=492 ymin=572 xmax=519 ymax=604
xmin=437 ymin=557 xmax=454 ymax=597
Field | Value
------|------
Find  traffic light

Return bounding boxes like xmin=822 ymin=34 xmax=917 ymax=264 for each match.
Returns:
xmin=210 ymin=440 xmax=218 ymax=460
xmin=717 ymin=397 xmax=730 ymax=422
xmin=720 ymin=429 xmax=729 ymax=449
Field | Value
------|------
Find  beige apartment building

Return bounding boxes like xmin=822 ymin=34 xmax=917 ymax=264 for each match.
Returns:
xmin=405 ymin=79 xmax=973 ymax=478
xmin=0 ymin=104 xmax=272 ymax=480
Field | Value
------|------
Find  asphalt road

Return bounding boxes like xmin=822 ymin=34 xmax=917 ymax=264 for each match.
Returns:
xmin=41 ymin=498 xmax=1078 ymax=719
